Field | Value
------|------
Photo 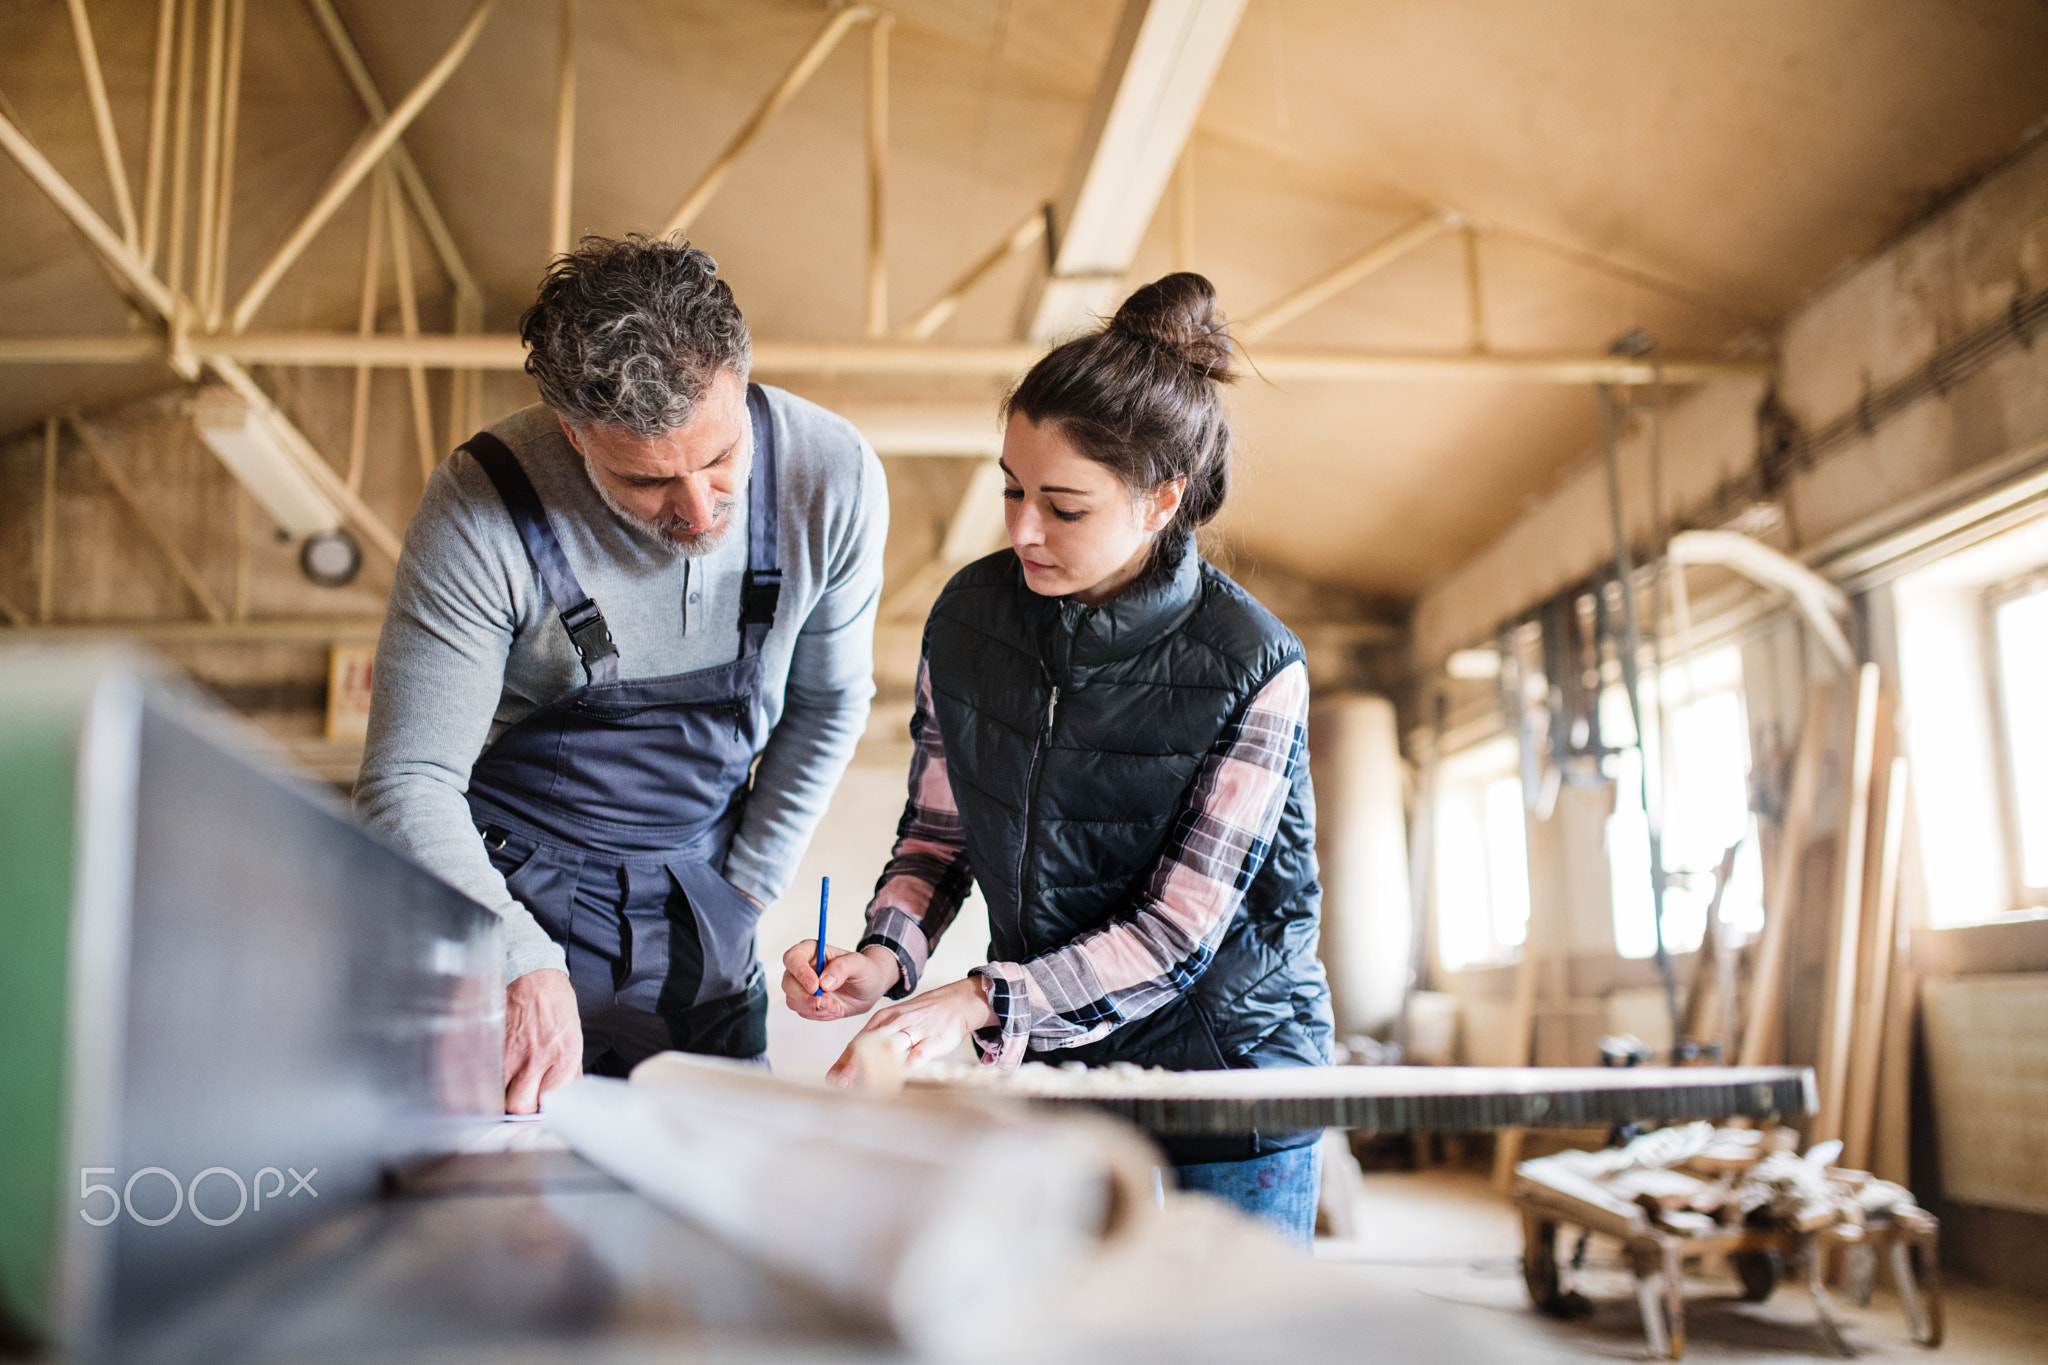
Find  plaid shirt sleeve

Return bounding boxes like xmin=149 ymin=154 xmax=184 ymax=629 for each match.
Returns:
xmin=857 ymin=654 xmax=974 ymax=998
xmin=968 ymin=660 xmax=1312 ymax=1067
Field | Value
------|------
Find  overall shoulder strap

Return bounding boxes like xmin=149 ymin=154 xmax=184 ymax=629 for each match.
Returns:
xmin=463 ymin=430 xmax=620 ymax=685
xmin=740 ymin=384 xmax=781 ymax=659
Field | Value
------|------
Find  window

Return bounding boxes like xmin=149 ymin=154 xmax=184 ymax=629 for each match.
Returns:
xmin=1602 ymin=645 xmax=1765 ymax=959
xmin=1990 ymin=577 xmax=2048 ymax=903
xmin=1433 ymin=735 xmax=1531 ymax=971
xmin=1894 ymin=513 xmax=2048 ymax=926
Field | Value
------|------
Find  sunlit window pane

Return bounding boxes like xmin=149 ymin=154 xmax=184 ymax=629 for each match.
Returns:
xmin=1435 ymin=736 xmax=1529 ymax=971
xmin=1435 ymin=783 xmax=1493 ymax=971
xmin=1606 ymin=648 xmax=1756 ymax=958
xmin=1484 ymin=776 xmax=1530 ymax=948
xmin=1607 ymin=741 xmax=1659 ymax=959
xmin=1995 ymin=588 xmax=2048 ymax=889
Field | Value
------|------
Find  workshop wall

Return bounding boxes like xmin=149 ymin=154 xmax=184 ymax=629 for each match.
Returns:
xmin=1411 ymin=136 xmax=2048 ymax=674
xmin=1410 ymin=135 xmax=2048 ymax=1299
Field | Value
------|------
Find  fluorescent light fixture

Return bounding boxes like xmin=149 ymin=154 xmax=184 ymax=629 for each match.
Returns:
xmin=189 ymin=386 xmax=342 ymax=537
xmin=1445 ymin=647 xmax=1502 ymax=680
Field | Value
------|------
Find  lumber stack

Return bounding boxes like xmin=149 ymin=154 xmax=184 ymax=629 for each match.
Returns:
xmin=1733 ymin=664 xmax=1916 ymax=1184
xmin=1520 ymin=1122 xmax=1927 ymax=1239
xmin=1515 ymin=1121 xmax=1942 ymax=1357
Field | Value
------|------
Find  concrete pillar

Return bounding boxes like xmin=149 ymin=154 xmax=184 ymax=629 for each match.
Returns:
xmin=1308 ymin=693 xmax=1413 ymax=1038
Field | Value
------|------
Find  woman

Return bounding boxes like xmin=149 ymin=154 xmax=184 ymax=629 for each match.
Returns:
xmin=782 ymin=273 xmax=1334 ymax=1243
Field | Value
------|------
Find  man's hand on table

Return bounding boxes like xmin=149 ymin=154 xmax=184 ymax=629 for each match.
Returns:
xmin=504 ymin=967 xmax=582 ymax=1114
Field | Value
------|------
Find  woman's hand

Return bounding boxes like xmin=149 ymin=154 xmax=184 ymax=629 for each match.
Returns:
xmin=826 ymin=977 xmax=997 ymax=1086
xmin=780 ymin=941 xmax=901 ymax=1021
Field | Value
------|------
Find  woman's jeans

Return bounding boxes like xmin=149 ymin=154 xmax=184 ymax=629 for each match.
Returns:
xmin=1174 ymin=1140 xmax=1323 ymax=1247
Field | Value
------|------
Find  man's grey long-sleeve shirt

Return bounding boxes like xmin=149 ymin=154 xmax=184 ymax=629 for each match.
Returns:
xmin=355 ymin=387 xmax=887 ymax=983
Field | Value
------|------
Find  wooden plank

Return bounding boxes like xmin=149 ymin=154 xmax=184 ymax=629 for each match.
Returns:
xmin=1815 ymin=663 xmax=1882 ymax=1144
xmin=1492 ymin=803 xmax=1547 ymax=1189
xmin=1680 ymin=843 xmax=1742 ymax=1050
xmin=1739 ymin=679 xmax=1836 ymax=1066
xmin=1845 ymin=756 xmax=1909 ymax=1174
xmin=1022 ymin=0 xmax=1249 ymax=339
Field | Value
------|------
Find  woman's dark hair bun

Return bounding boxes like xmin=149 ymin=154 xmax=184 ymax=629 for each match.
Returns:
xmin=1109 ymin=271 xmax=1234 ymax=380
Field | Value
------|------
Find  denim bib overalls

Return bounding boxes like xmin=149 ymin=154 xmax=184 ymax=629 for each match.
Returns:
xmin=459 ymin=385 xmax=781 ymax=1067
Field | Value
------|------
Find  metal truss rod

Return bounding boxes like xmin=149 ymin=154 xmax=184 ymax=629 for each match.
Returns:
xmin=0 ymin=113 xmax=178 ymax=318
xmin=382 ymin=162 xmax=439 ymax=487
xmin=230 ymin=0 xmax=495 ymax=334
xmin=301 ymin=0 xmax=482 ymax=308
xmin=66 ymin=0 xmax=141 ymax=250
xmin=864 ymin=11 xmax=891 ymax=338
xmin=192 ymin=0 xmax=227 ymax=316
xmin=660 ymin=5 xmax=876 ymax=237
xmin=0 ymin=105 xmax=398 ymax=558
xmin=1462 ymin=224 xmax=1489 ymax=353
xmin=69 ymin=414 xmax=228 ymax=624
xmin=1237 ymin=210 xmax=1455 ymax=343
xmin=899 ymin=207 xmax=1047 ymax=342
xmin=165 ymin=0 xmax=196 ymax=302
xmin=1172 ymin=147 xmax=1195 ymax=273
xmin=549 ymin=0 xmax=576 ymax=259
xmin=140 ymin=0 xmax=178 ymax=269
xmin=346 ymin=167 xmax=387 ymax=494
xmin=206 ymin=0 xmax=246 ymax=328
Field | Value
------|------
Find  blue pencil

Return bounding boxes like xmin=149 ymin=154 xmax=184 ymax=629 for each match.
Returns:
xmin=813 ymin=876 xmax=830 ymax=995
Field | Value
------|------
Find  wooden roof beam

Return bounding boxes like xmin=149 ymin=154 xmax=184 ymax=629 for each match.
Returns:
xmin=1021 ymin=0 xmax=1248 ymax=341
xmin=0 ymin=333 xmax=1770 ymax=386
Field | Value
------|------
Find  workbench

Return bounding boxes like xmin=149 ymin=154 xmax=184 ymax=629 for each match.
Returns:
xmin=906 ymin=1059 xmax=1816 ymax=1135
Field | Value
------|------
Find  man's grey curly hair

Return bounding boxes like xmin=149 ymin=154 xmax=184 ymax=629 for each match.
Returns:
xmin=520 ymin=235 xmax=752 ymax=437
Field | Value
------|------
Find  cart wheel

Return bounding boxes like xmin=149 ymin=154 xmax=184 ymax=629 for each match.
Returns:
xmin=1523 ymin=1217 xmax=1561 ymax=1309
xmin=1732 ymin=1249 xmax=1781 ymax=1302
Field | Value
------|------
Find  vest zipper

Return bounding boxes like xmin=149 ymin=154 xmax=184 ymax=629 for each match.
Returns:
xmin=1014 ymin=681 xmax=1060 ymax=935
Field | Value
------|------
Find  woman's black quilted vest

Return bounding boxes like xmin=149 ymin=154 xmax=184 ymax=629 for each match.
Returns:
xmin=924 ymin=539 xmax=1334 ymax=1161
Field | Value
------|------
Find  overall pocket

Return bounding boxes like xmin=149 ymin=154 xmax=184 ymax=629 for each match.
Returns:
xmin=664 ymin=860 xmax=766 ymax=1007
xmin=486 ymin=833 xmax=578 ymax=944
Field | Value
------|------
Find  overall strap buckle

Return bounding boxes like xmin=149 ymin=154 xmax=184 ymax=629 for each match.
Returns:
xmin=560 ymin=598 xmax=619 ymax=672
xmin=463 ymin=430 xmax=622 ymax=686
xmin=740 ymin=568 xmax=781 ymax=627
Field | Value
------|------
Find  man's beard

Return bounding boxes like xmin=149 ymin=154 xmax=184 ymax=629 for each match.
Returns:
xmin=586 ymin=458 xmax=739 ymax=559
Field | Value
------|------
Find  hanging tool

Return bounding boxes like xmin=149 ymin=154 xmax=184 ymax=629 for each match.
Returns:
xmin=1598 ymin=367 xmax=1681 ymax=1054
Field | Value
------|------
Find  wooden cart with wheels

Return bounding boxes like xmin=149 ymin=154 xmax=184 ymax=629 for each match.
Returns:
xmin=1514 ymin=1165 xmax=1942 ymax=1359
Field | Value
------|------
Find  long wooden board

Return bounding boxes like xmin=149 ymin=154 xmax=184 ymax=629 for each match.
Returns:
xmin=908 ymin=1064 xmax=1817 ymax=1135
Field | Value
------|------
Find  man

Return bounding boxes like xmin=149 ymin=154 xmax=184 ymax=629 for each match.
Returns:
xmin=356 ymin=236 xmax=886 ymax=1112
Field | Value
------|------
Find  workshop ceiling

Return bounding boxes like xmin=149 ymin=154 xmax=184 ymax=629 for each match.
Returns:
xmin=2 ymin=0 xmax=2045 ymax=599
